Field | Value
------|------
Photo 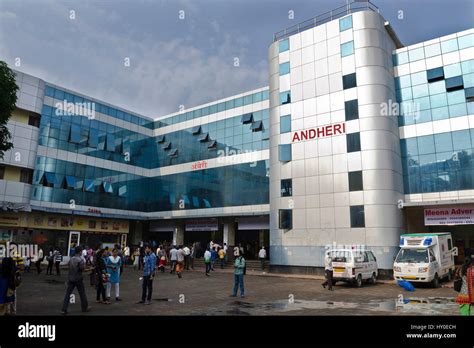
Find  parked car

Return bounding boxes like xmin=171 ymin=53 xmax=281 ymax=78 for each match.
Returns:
xmin=326 ymin=248 xmax=378 ymax=287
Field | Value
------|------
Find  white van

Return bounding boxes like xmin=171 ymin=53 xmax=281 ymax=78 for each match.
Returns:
xmin=326 ymin=249 xmax=378 ymax=287
xmin=393 ymin=233 xmax=457 ymax=288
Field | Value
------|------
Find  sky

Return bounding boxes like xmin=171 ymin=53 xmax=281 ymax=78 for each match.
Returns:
xmin=0 ymin=0 xmax=473 ymax=119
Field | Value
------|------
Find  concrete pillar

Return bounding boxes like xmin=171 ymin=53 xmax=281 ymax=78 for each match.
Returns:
xmin=223 ymin=221 xmax=235 ymax=246
xmin=173 ymin=223 xmax=184 ymax=246
xmin=259 ymin=229 xmax=265 ymax=247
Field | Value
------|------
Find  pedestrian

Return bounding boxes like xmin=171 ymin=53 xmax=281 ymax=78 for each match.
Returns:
xmin=223 ymin=243 xmax=228 ymax=263
xmin=169 ymin=245 xmax=178 ymax=274
xmin=204 ymin=247 xmax=212 ymax=276
xmin=190 ymin=243 xmax=197 ymax=270
xmin=183 ymin=245 xmax=191 ymax=270
xmin=258 ymin=246 xmax=267 ymax=271
xmin=124 ymin=245 xmax=130 ymax=265
xmin=455 ymin=254 xmax=474 ymax=315
xmin=210 ymin=247 xmax=217 ymax=271
xmin=133 ymin=248 xmax=140 ymax=270
xmin=61 ymin=246 xmax=91 ymax=315
xmin=86 ymin=247 xmax=94 ymax=266
xmin=321 ymin=254 xmax=334 ymax=291
xmin=46 ymin=248 xmax=54 ymax=275
xmin=157 ymin=246 xmax=167 ymax=273
xmin=54 ymin=248 xmax=63 ymax=275
xmin=106 ymin=248 xmax=122 ymax=302
xmin=34 ymin=247 xmax=44 ymax=274
xmin=0 ymin=257 xmax=21 ymax=315
xmin=138 ymin=245 xmax=156 ymax=305
xmin=24 ymin=256 xmax=31 ymax=273
xmin=231 ymin=247 xmax=246 ymax=298
xmin=218 ymin=247 xmax=226 ymax=269
xmin=176 ymin=246 xmax=185 ymax=278
xmin=95 ymin=249 xmax=109 ymax=304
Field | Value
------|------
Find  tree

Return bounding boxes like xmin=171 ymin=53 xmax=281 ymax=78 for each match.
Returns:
xmin=0 ymin=60 xmax=18 ymax=159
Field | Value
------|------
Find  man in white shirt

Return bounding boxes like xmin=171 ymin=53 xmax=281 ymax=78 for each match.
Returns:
xmin=169 ymin=246 xmax=178 ymax=274
xmin=258 ymin=246 xmax=267 ymax=271
xmin=183 ymin=245 xmax=191 ymax=270
xmin=322 ymin=254 xmax=334 ymax=291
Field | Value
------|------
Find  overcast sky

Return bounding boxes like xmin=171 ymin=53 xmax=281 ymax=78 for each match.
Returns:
xmin=0 ymin=0 xmax=473 ymax=118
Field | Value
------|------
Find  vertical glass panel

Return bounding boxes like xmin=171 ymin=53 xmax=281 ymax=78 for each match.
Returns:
xmin=340 ymin=41 xmax=354 ymax=57
xmin=339 ymin=15 xmax=352 ymax=32
xmin=279 ymin=38 xmax=289 ymax=53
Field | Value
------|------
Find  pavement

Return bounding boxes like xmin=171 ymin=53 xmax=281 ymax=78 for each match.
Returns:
xmin=16 ymin=265 xmax=460 ymax=316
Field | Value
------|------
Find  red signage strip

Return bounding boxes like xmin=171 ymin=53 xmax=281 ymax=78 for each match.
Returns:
xmin=291 ymin=122 xmax=346 ymax=143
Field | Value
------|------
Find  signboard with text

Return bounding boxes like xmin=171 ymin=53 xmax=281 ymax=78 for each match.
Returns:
xmin=424 ymin=207 xmax=474 ymax=226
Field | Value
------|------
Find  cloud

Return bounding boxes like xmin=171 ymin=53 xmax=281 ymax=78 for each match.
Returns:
xmin=0 ymin=0 xmax=268 ymax=119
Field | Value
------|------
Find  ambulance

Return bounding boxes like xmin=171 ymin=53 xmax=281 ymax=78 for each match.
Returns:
xmin=393 ymin=233 xmax=457 ymax=288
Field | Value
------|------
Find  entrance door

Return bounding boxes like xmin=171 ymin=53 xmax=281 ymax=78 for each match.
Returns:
xmin=68 ymin=231 xmax=81 ymax=257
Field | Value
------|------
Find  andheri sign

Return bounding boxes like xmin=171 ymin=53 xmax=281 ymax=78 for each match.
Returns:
xmin=291 ymin=122 xmax=346 ymax=143
xmin=424 ymin=207 xmax=474 ymax=225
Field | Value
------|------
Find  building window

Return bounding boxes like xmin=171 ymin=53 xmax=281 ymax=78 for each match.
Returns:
xmin=88 ymin=129 xmax=99 ymax=148
xmin=347 ymin=133 xmax=361 ymax=153
xmin=279 ymin=209 xmax=293 ymax=229
xmin=156 ymin=135 xmax=165 ymax=143
xmin=279 ymin=91 xmax=291 ymax=105
xmin=168 ymin=148 xmax=178 ymax=157
xmin=427 ymin=67 xmax=444 ymax=83
xmin=465 ymin=87 xmax=474 ymax=102
xmin=279 ymin=38 xmax=289 ymax=53
xmin=118 ymin=185 xmax=127 ymax=197
xmin=344 ymin=99 xmax=359 ymax=121
xmin=281 ymin=179 xmax=292 ymax=197
xmin=0 ymin=166 xmax=4 ymax=180
xmin=28 ymin=114 xmax=40 ymax=127
xmin=102 ymin=182 xmax=113 ymax=193
xmin=69 ymin=124 xmax=81 ymax=144
xmin=279 ymin=144 xmax=292 ymax=162
xmin=342 ymin=73 xmax=357 ymax=89
xmin=241 ymin=113 xmax=253 ymax=124
xmin=106 ymin=134 xmax=116 ymax=152
xmin=83 ymin=179 xmax=95 ymax=192
xmin=62 ymin=175 xmax=76 ymax=190
xmin=279 ymin=62 xmax=290 ymax=76
xmin=341 ymin=41 xmax=354 ymax=57
xmin=192 ymin=125 xmax=201 ymax=135
xmin=339 ymin=15 xmax=352 ymax=32
xmin=441 ymin=38 xmax=458 ymax=53
xmin=19 ymin=169 xmax=32 ymax=184
xmin=42 ymin=172 xmax=57 ymax=187
xmin=445 ymin=76 xmax=464 ymax=92
xmin=348 ymin=171 xmax=363 ymax=191
xmin=350 ymin=205 xmax=365 ymax=228
xmin=251 ymin=120 xmax=263 ymax=132
xmin=280 ymin=115 xmax=291 ymax=134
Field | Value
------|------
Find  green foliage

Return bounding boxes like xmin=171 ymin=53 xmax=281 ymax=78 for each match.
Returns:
xmin=0 ymin=61 xmax=18 ymax=159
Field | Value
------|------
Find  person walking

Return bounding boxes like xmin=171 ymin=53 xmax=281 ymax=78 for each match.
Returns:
xmin=210 ymin=247 xmax=217 ymax=271
xmin=106 ymin=248 xmax=122 ymax=302
xmin=322 ymin=254 xmax=334 ymax=291
xmin=183 ymin=245 xmax=191 ymax=270
xmin=95 ymin=249 xmax=109 ymax=304
xmin=169 ymin=245 xmax=178 ymax=274
xmin=138 ymin=245 xmax=156 ymax=305
xmin=34 ymin=247 xmax=44 ymax=274
xmin=54 ymin=248 xmax=63 ymax=276
xmin=204 ymin=247 xmax=212 ymax=276
xmin=258 ymin=246 xmax=267 ymax=271
xmin=456 ymin=254 xmax=474 ymax=315
xmin=123 ymin=245 xmax=130 ymax=265
xmin=133 ymin=248 xmax=140 ymax=270
xmin=61 ymin=247 xmax=91 ymax=315
xmin=218 ymin=247 xmax=226 ymax=269
xmin=157 ymin=246 xmax=167 ymax=273
xmin=231 ymin=247 xmax=246 ymax=298
xmin=176 ymin=246 xmax=185 ymax=279
xmin=0 ymin=257 xmax=21 ymax=315
xmin=46 ymin=248 xmax=54 ymax=275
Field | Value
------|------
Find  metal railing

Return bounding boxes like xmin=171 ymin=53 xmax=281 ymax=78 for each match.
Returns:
xmin=273 ymin=0 xmax=379 ymax=42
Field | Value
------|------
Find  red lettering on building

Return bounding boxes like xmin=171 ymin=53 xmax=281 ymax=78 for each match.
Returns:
xmin=291 ymin=122 xmax=346 ymax=143
xmin=191 ymin=160 xmax=208 ymax=170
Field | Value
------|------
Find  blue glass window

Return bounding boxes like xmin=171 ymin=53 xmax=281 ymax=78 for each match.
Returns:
xmin=412 ymin=84 xmax=429 ymax=98
xmin=43 ymin=172 xmax=57 ymax=186
xmin=279 ymin=62 xmax=290 ymax=75
xmin=418 ymin=135 xmax=434 ymax=155
xmin=346 ymin=133 xmax=361 ymax=153
xmin=168 ymin=148 xmax=178 ymax=157
xmin=251 ymin=120 xmax=263 ymax=132
xmin=411 ymin=72 xmax=427 ymax=86
xmin=426 ymin=67 xmax=444 ymax=82
xmin=343 ymin=73 xmax=357 ymax=89
xmin=348 ymin=171 xmax=363 ymax=191
xmin=445 ymin=76 xmax=464 ymax=92
xmin=430 ymin=93 xmax=448 ymax=108
xmin=453 ymin=130 xmax=472 ymax=150
xmin=69 ymin=124 xmax=81 ymax=144
xmin=106 ymin=134 xmax=115 ymax=152
xmin=434 ymin=133 xmax=453 ymax=153
xmin=279 ymin=209 xmax=292 ymax=229
xmin=156 ymin=135 xmax=165 ymax=143
xmin=462 ymin=60 xmax=474 ymax=74
xmin=341 ymin=41 xmax=354 ymax=57
xmin=83 ymin=179 xmax=95 ymax=192
xmin=393 ymin=52 xmax=408 ymax=66
xmin=281 ymin=179 xmax=292 ymax=197
xmin=428 ymin=80 xmax=445 ymax=95
xmin=280 ymin=115 xmax=291 ymax=134
xmin=192 ymin=125 xmax=201 ymax=135
xmin=118 ymin=185 xmax=127 ymax=197
xmin=447 ymin=89 xmax=465 ymax=105
xmin=339 ymin=15 xmax=353 ymax=32
xmin=102 ymin=182 xmax=113 ymax=193
xmin=88 ymin=129 xmax=99 ymax=147
xmin=279 ymin=38 xmax=289 ymax=53
xmin=279 ymin=91 xmax=291 ymax=105
xmin=45 ymin=86 xmax=55 ymax=97
xmin=424 ymin=43 xmax=441 ymax=58
xmin=63 ymin=175 xmax=76 ymax=190
xmin=465 ymin=87 xmax=474 ymax=101
xmin=279 ymin=144 xmax=292 ymax=162
xmin=345 ymin=99 xmax=359 ymax=121
xmin=444 ymin=63 xmax=462 ymax=79
xmin=241 ymin=113 xmax=253 ymax=124
xmin=350 ymin=205 xmax=365 ymax=228
xmin=408 ymin=47 xmax=424 ymax=62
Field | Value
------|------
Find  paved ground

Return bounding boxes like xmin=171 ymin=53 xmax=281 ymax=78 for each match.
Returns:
xmin=16 ymin=265 xmax=460 ymax=316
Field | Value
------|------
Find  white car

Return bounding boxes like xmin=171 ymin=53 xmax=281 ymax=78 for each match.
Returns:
xmin=327 ymin=249 xmax=378 ymax=287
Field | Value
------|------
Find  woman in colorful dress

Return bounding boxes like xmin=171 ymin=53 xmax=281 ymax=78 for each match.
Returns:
xmin=106 ymin=248 xmax=122 ymax=302
xmin=456 ymin=255 xmax=474 ymax=316
xmin=157 ymin=245 xmax=167 ymax=273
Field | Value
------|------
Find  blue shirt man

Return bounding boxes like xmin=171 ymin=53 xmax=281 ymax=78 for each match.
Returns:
xmin=140 ymin=246 xmax=156 ymax=304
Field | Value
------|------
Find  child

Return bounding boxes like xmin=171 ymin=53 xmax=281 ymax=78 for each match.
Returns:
xmin=24 ymin=257 xmax=31 ymax=273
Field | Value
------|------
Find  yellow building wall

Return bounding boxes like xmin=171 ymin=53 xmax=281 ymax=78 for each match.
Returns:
xmin=3 ymin=166 xmax=20 ymax=182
